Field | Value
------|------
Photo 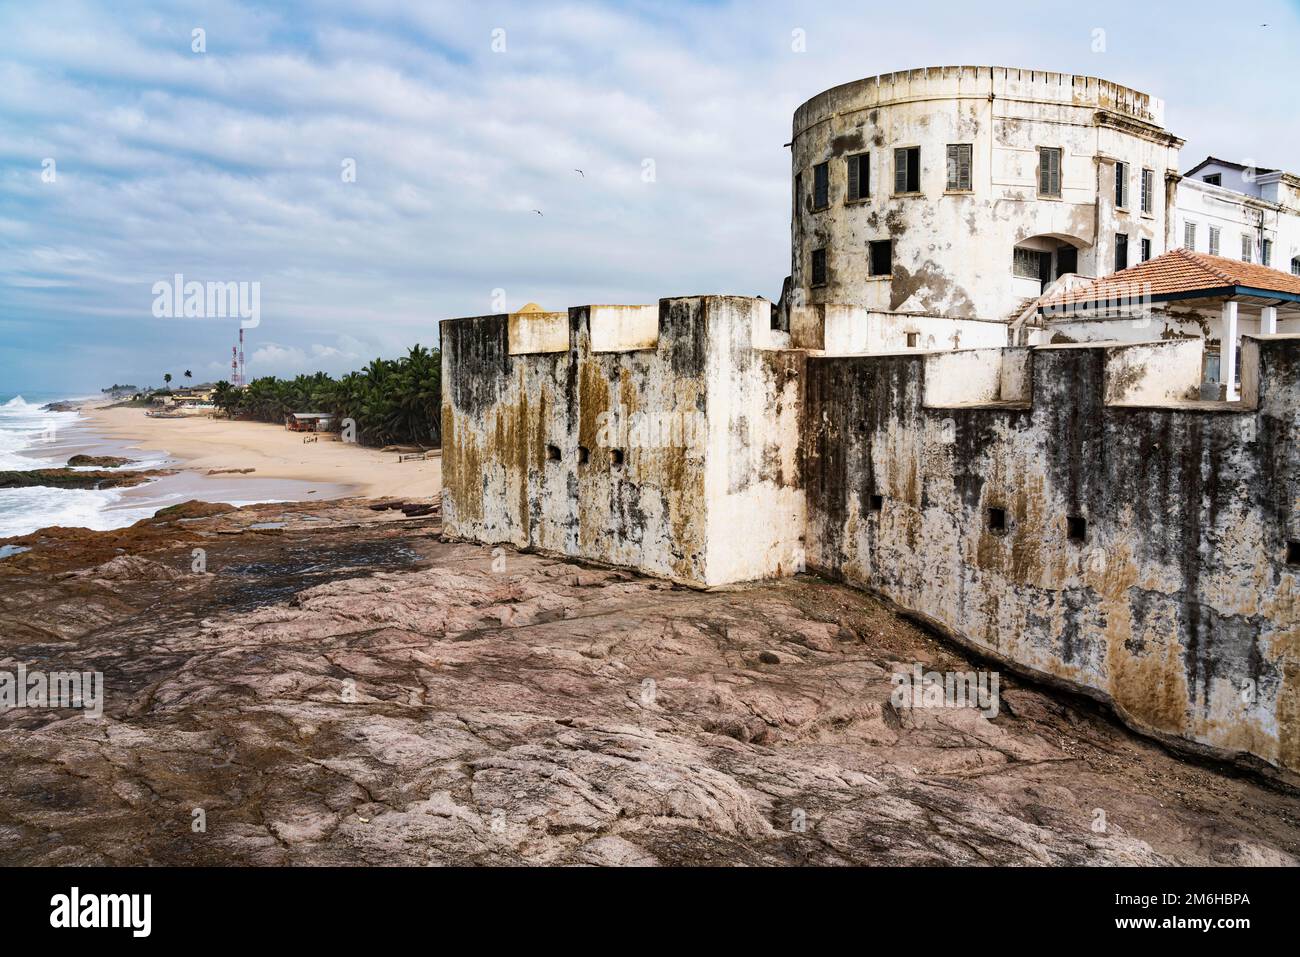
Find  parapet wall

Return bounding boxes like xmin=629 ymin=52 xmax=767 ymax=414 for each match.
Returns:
xmin=440 ymin=296 xmax=805 ymax=587
xmin=802 ymin=334 xmax=1300 ymax=772
xmin=442 ymin=293 xmax=1300 ymax=774
xmin=795 ymin=65 xmax=1164 ymax=133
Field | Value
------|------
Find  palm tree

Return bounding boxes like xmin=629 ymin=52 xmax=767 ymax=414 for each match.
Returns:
xmin=200 ymin=346 xmax=442 ymax=445
xmin=184 ymin=370 xmax=193 ymax=381
xmin=212 ymin=381 xmax=237 ymax=417
xmin=163 ymin=373 xmax=172 ymax=390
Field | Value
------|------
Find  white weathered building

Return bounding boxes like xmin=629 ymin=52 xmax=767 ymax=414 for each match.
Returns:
xmin=1176 ymin=157 xmax=1300 ymax=275
xmin=777 ymin=65 xmax=1300 ymax=390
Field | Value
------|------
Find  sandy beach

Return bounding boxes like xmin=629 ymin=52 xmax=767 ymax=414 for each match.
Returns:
xmin=84 ymin=403 xmax=440 ymax=500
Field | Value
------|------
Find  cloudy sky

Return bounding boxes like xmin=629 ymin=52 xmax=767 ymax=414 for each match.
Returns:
xmin=2 ymin=0 xmax=1298 ymax=393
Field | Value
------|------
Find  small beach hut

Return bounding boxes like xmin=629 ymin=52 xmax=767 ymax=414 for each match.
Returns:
xmin=284 ymin=412 xmax=338 ymax=433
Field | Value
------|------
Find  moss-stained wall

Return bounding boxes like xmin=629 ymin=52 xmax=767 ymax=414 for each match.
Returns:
xmin=440 ymin=296 xmax=806 ymax=586
xmin=803 ymin=335 xmax=1300 ymax=773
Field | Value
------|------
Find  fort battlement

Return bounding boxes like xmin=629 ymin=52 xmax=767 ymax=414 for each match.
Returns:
xmin=442 ymin=299 xmax=1300 ymax=774
xmin=794 ymin=65 xmax=1164 ymax=135
xmin=804 ymin=332 xmax=1300 ymax=773
xmin=441 ymin=297 xmax=804 ymax=588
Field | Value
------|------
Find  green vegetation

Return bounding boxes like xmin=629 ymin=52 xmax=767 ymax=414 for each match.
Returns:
xmin=211 ymin=344 xmax=441 ymax=447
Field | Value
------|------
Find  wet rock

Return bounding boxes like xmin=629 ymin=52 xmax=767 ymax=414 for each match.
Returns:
xmin=67 ymin=455 xmax=133 ymax=468
xmin=0 ymin=468 xmax=171 ymax=490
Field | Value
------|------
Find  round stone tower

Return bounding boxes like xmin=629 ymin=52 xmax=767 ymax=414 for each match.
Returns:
xmin=785 ymin=66 xmax=1183 ymax=351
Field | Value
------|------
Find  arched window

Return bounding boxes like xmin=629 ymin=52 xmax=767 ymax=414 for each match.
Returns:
xmin=1291 ymin=256 xmax=1300 ymax=277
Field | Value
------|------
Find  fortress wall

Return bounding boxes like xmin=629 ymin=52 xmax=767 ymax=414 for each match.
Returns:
xmin=441 ymin=296 xmax=805 ymax=586
xmin=803 ymin=334 xmax=1300 ymax=772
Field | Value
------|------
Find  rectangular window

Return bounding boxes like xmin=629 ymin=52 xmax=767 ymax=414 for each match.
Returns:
xmin=1115 ymin=161 xmax=1129 ymax=208
xmin=847 ymin=153 xmax=869 ymax=202
xmin=812 ymin=162 xmax=829 ymax=209
xmin=1141 ymin=168 xmax=1154 ymax=214
xmin=811 ymin=247 xmax=827 ymax=286
xmin=1012 ymin=247 xmax=1040 ymax=280
xmin=1204 ymin=173 xmax=1222 ymax=186
xmin=1241 ymin=234 xmax=1252 ymax=263
xmin=946 ymin=143 xmax=972 ymax=191
xmin=1115 ymin=233 xmax=1129 ymax=272
xmin=987 ymin=507 xmax=1007 ymax=533
xmin=894 ymin=147 xmax=920 ymax=193
xmin=1262 ymin=239 xmax=1272 ymax=266
xmin=868 ymin=240 xmax=892 ymax=277
xmin=1184 ymin=221 xmax=1196 ymax=250
xmin=1067 ymin=516 xmax=1087 ymax=543
xmin=794 ymin=171 xmax=803 ymax=212
xmin=1140 ymin=238 xmax=1152 ymax=262
xmin=1038 ymin=147 xmax=1062 ymax=198
xmin=1209 ymin=226 xmax=1221 ymax=256
xmin=1292 ymin=258 xmax=1300 ymax=277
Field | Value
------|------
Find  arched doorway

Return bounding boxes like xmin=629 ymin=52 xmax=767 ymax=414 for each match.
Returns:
xmin=1012 ymin=233 xmax=1090 ymax=293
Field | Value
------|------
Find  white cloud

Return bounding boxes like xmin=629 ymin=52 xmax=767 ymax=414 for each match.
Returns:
xmin=1 ymin=0 xmax=1298 ymax=392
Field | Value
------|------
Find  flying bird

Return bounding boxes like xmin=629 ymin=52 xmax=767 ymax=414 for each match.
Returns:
xmin=574 ymin=169 xmax=584 ymax=178
xmin=532 ymin=209 xmax=543 ymax=216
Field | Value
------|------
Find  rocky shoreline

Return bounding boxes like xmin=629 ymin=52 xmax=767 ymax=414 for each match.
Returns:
xmin=0 ymin=467 xmax=170 ymax=490
xmin=0 ymin=498 xmax=1297 ymax=865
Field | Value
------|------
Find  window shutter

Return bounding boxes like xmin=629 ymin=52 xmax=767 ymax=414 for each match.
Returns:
xmin=1040 ymin=148 xmax=1060 ymax=197
xmin=895 ymin=149 xmax=907 ymax=194
xmin=946 ymin=144 xmax=972 ymax=190
xmin=813 ymin=162 xmax=828 ymax=208
xmin=847 ymin=155 xmax=860 ymax=201
xmin=1115 ymin=163 xmax=1126 ymax=207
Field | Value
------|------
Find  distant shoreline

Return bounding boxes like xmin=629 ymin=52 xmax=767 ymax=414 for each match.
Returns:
xmin=82 ymin=401 xmax=441 ymax=501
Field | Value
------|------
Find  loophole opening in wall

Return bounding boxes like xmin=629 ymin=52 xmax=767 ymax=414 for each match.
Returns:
xmin=1288 ymin=541 xmax=1300 ymax=566
xmin=1067 ymin=515 xmax=1087 ymax=543
xmin=906 ymin=332 xmax=918 ymax=348
xmin=609 ymin=449 xmax=625 ymax=468
xmin=545 ymin=444 xmax=561 ymax=462
xmin=869 ymin=494 xmax=883 ymax=512
xmin=988 ymin=507 xmax=1007 ymax=534
xmin=578 ymin=446 xmax=590 ymax=464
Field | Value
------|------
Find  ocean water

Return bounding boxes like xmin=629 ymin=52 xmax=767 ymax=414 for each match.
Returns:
xmin=0 ymin=392 xmax=352 ymax=541
xmin=0 ymin=393 xmax=160 ymax=539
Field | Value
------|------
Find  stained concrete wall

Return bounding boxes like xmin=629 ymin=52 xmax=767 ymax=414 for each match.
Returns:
xmin=791 ymin=303 xmax=1008 ymax=354
xmin=802 ymin=334 xmax=1300 ymax=773
xmin=441 ymin=296 xmax=805 ymax=587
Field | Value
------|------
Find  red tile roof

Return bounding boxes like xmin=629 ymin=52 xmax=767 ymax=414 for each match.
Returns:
xmin=1041 ymin=247 xmax=1300 ymax=309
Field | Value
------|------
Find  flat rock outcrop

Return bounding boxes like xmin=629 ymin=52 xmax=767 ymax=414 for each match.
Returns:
xmin=0 ymin=500 xmax=1295 ymax=865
